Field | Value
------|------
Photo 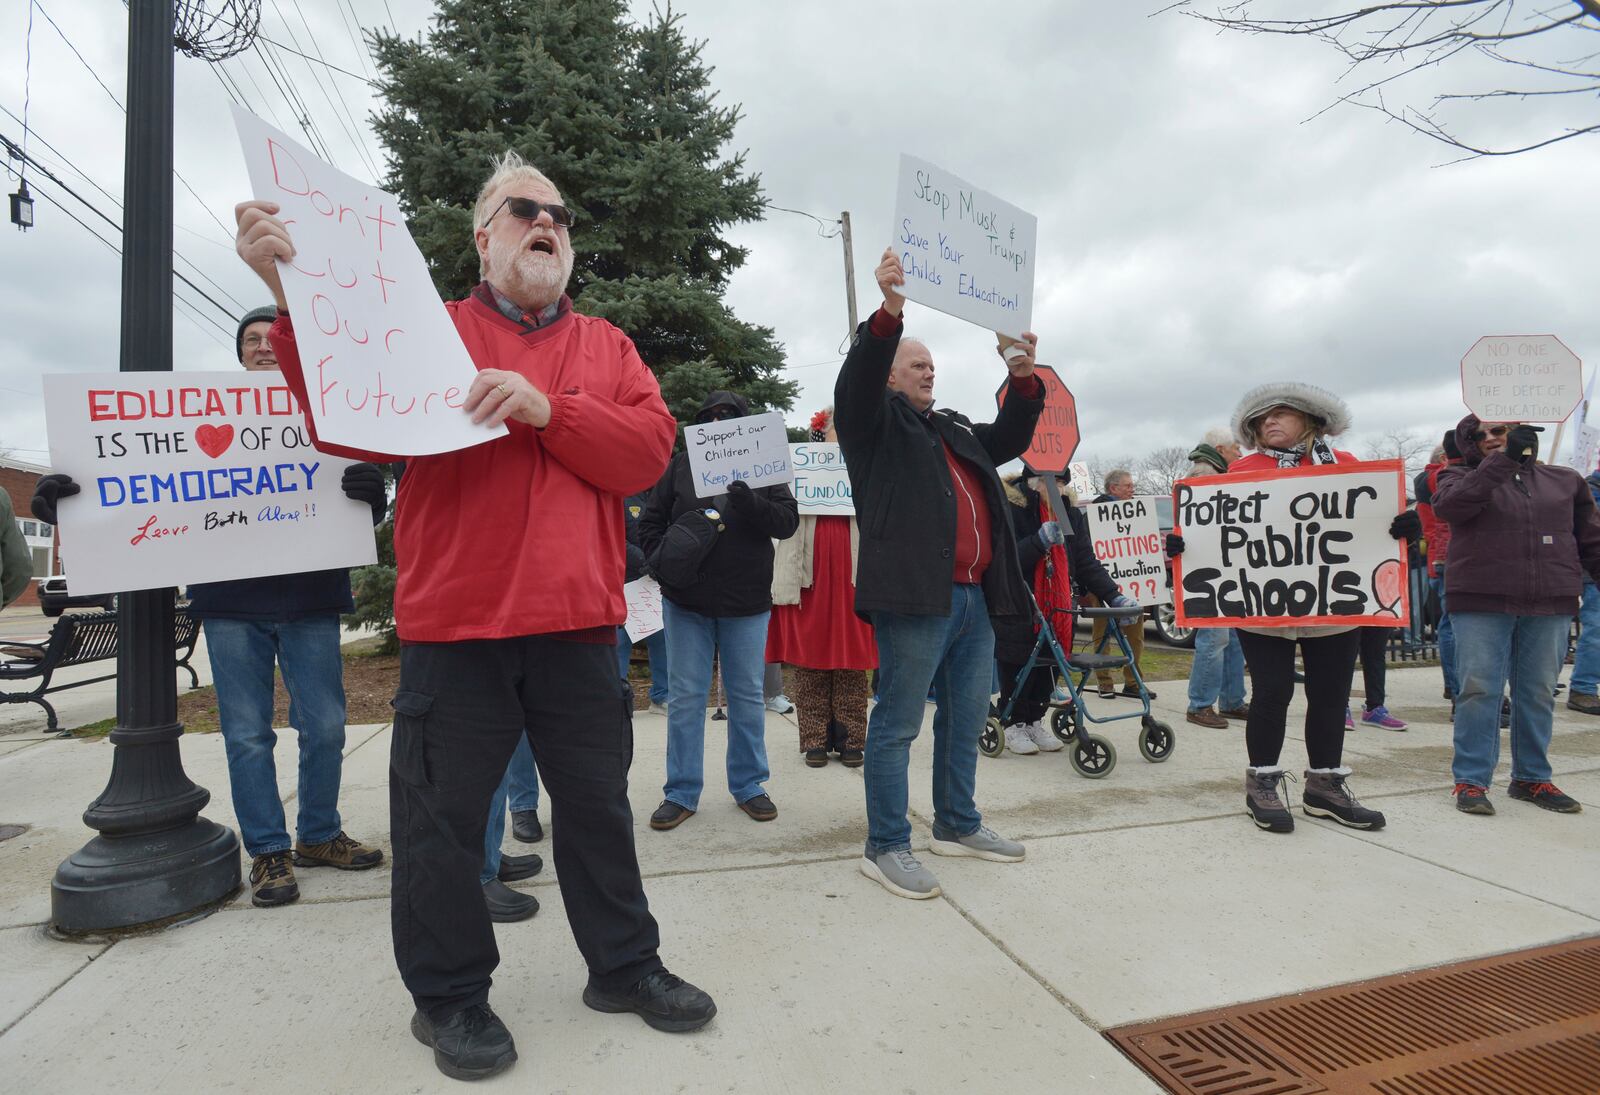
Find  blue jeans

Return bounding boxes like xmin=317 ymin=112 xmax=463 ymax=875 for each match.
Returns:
xmin=1186 ymin=627 xmax=1246 ymax=712
xmin=1430 ymin=576 xmax=1459 ymax=698
xmin=1572 ymin=582 xmax=1600 ymax=696
xmin=662 ymin=601 xmax=771 ymax=809
xmin=1451 ymin=612 xmax=1567 ymax=788
xmin=480 ymin=736 xmax=537 ymax=885
xmin=616 ymin=626 xmax=671 ymax=705
xmin=865 ymin=584 xmax=994 ymax=854
xmin=203 ymin=614 xmax=346 ymax=857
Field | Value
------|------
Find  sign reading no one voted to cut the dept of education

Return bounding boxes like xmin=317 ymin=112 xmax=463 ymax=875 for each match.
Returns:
xmin=685 ymin=411 xmax=793 ymax=499
xmin=1084 ymin=496 xmax=1170 ymax=607
xmin=1460 ymin=335 xmax=1582 ymax=424
xmin=43 ymin=373 xmax=379 ymax=596
xmin=891 ymin=154 xmax=1037 ymax=339
xmin=232 ymin=105 xmax=506 ymax=457
xmin=1172 ymin=460 xmax=1409 ymax=629
xmin=790 ymin=443 xmax=853 ymax=515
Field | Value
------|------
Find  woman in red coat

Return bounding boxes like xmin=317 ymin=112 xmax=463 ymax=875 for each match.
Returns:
xmin=767 ymin=409 xmax=877 ymax=768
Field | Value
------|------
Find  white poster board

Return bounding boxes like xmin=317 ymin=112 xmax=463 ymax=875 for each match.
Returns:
xmin=1569 ymin=421 xmax=1600 ymax=475
xmin=790 ymin=442 xmax=853 ymax=515
xmin=1172 ymin=461 xmax=1409 ymax=628
xmin=1083 ymin=496 xmax=1170 ymax=607
xmin=623 ymin=576 xmax=664 ymax=641
xmin=684 ymin=411 xmax=793 ymax=499
xmin=43 ymin=372 xmax=378 ymax=595
xmin=231 ymin=105 xmax=506 ymax=456
xmin=1067 ymin=461 xmax=1092 ymax=501
xmin=1460 ymin=335 xmax=1583 ymax=423
xmin=890 ymin=154 xmax=1036 ymax=339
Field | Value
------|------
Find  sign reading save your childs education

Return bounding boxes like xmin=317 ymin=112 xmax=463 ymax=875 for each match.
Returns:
xmin=42 ymin=372 xmax=378 ymax=596
xmin=1173 ymin=461 xmax=1409 ymax=629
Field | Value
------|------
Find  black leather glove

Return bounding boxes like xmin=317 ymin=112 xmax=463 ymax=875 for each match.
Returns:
xmin=1389 ymin=510 xmax=1422 ymax=542
xmin=1505 ymin=424 xmax=1543 ymax=463
xmin=341 ymin=463 xmax=387 ymax=525
xmin=725 ymin=478 xmax=756 ymax=513
xmin=31 ymin=474 xmax=79 ymax=525
xmin=1165 ymin=532 xmax=1185 ymax=557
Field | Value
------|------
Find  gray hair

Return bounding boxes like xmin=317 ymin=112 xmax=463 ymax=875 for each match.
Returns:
xmin=472 ymin=150 xmax=562 ymax=231
xmin=1202 ymin=427 xmax=1236 ymax=449
xmin=1105 ymin=468 xmax=1133 ymax=489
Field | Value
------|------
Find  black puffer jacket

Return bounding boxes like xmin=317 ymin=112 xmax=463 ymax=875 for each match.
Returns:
xmin=638 ymin=391 xmax=800 ymax=617
xmin=994 ymin=478 xmax=1121 ymax=663
xmin=833 ymin=318 xmax=1044 ymax=622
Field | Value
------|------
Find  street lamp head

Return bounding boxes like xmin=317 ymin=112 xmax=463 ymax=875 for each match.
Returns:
xmin=10 ymin=179 xmax=33 ymax=231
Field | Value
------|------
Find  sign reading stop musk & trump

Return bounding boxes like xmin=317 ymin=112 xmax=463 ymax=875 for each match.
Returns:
xmin=1172 ymin=461 xmax=1409 ymax=628
xmin=994 ymin=364 xmax=1078 ymax=472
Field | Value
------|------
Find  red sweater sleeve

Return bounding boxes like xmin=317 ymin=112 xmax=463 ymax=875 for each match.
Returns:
xmin=268 ymin=314 xmax=398 ymax=463
xmin=537 ymin=331 xmax=677 ymax=496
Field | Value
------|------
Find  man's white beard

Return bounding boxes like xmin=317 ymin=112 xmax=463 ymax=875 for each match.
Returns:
xmin=487 ymin=232 xmax=573 ymax=311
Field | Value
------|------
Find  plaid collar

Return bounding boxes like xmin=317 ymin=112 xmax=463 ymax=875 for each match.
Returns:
xmin=474 ymin=281 xmax=565 ymax=332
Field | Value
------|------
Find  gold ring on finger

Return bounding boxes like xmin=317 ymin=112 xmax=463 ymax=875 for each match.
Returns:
xmin=496 ymin=383 xmax=510 ymax=398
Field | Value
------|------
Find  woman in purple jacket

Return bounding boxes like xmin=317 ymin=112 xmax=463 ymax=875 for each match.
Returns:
xmin=1434 ymin=415 xmax=1600 ymax=816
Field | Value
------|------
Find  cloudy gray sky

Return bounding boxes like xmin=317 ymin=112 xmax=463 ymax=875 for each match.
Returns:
xmin=3 ymin=1 xmax=1599 ymax=475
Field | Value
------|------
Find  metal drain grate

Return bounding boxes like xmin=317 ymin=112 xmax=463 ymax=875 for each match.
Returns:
xmin=1106 ymin=936 xmax=1600 ymax=1095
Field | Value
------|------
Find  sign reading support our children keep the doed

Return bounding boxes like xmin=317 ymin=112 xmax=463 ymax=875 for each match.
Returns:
xmin=685 ymin=411 xmax=793 ymax=499
xmin=1084 ymin=496 xmax=1170 ymax=607
xmin=890 ymin=154 xmax=1036 ymax=339
xmin=790 ymin=443 xmax=853 ymax=515
xmin=231 ymin=105 xmax=506 ymax=456
xmin=1172 ymin=460 xmax=1409 ymax=629
xmin=42 ymin=373 xmax=378 ymax=596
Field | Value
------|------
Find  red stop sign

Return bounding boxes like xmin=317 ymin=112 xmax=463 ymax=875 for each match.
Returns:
xmin=995 ymin=364 xmax=1078 ymax=473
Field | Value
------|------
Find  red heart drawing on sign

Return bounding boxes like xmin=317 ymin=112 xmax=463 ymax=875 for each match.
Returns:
xmin=195 ymin=424 xmax=234 ymax=459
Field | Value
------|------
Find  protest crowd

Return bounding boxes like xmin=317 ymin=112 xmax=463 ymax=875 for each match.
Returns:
xmin=17 ymin=148 xmax=1599 ymax=1085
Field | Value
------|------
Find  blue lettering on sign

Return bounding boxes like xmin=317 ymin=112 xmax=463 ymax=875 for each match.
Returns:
xmin=937 ymin=233 xmax=963 ymax=265
xmin=957 ymin=273 xmax=1018 ymax=311
xmin=903 ymin=251 xmax=942 ymax=286
xmin=899 ymin=219 xmax=928 ymax=250
xmin=93 ymin=462 xmax=322 ymax=507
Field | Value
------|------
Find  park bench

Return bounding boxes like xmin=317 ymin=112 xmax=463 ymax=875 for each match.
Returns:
xmin=0 ymin=607 xmax=201 ymax=733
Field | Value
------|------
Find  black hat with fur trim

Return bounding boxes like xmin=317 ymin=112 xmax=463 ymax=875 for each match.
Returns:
xmin=1232 ymin=382 xmax=1352 ymax=449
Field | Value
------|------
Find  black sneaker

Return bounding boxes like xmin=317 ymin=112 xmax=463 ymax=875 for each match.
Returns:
xmin=496 ymin=852 xmax=543 ymax=882
xmin=649 ymin=800 xmax=694 ymax=831
xmin=1455 ymin=783 xmax=1495 ymax=815
xmin=249 ymin=851 xmax=299 ymax=908
xmin=411 ymin=1003 xmax=517 ymax=1081
xmin=1121 ymin=684 xmax=1156 ymax=700
xmin=1507 ymin=780 xmax=1582 ymax=813
xmin=804 ymin=749 xmax=829 ymax=768
xmin=482 ymin=878 xmax=539 ymax=923
xmin=839 ymin=749 xmax=864 ymax=768
xmin=582 ymin=970 xmax=717 ymax=1032
xmin=511 ymin=810 xmax=544 ymax=843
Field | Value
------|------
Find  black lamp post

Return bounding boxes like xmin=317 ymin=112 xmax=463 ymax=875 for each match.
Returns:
xmin=50 ymin=0 xmax=240 ymax=935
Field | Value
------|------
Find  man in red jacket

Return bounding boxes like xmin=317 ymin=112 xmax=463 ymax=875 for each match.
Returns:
xmin=234 ymin=152 xmax=714 ymax=1082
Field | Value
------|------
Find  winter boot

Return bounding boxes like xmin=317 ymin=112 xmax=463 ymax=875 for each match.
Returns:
xmin=1245 ymin=766 xmax=1295 ymax=833
xmin=1302 ymin=767 xmax=1386 ymax=830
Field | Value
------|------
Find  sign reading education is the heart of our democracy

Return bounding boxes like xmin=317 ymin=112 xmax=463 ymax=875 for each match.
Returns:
xmin=43 ymin=373 xmax=378 ymax=595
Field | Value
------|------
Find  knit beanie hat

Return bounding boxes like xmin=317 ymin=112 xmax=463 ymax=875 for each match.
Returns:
xmin=235 ymin=305 xmax=279 ymax=362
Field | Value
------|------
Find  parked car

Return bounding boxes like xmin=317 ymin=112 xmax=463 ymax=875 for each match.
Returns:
xmin=37 ymin=576 xmax=116 ymax=617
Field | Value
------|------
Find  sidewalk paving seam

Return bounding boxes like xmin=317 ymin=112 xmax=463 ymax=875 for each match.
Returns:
xmin=0 ymin=935 xmax=111 ymax=1040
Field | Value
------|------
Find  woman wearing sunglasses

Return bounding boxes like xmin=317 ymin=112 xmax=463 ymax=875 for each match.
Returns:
xmin=1433 ymin=415 xmax=1600 ymax=816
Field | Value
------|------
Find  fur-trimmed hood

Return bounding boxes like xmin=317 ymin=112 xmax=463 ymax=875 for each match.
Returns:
xmin=1001 ymin=471 xmax=1078 ymax=509
xmin=1232 ymin=382 xmax=1352 ymax=449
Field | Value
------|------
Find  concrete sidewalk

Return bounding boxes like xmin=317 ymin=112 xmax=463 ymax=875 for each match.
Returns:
xmin=1 ymin=664 xmax=1597 ymax=1093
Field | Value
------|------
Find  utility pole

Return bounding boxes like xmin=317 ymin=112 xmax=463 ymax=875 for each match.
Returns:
xmin=51 ymin=0 xmax=240 ymax=935
xmin=840 ymin=210 xmax=858 ymax=335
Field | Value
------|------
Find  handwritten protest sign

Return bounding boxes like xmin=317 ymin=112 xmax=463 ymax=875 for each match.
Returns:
xmin=231 ymin=106 xmax=505 ymax=456
xmin=1068 ymin=461 xmax=1092 ymax=500
xmin=685 ymin=411 xmax=792 ymax=499
xmin=43 ymin=373 xmax=378 ymax=595
xmin=1084 ymin=496 xmax=1170 ymax=607
xmin=890 ymin=154 xmax=1036 ymax=339
xmin=1460 ymin=335 xmax=1582 ymax=423
xmin=1173 ymin=461 xmax=1408 ymax=628
xmin=624 ymin=576 xmax=664 ymax=641
xmin=790 ymin=442 xmax=853 ymax=515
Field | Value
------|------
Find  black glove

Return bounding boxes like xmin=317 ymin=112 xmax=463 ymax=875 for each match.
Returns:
xmin=1389 ymin=510 xmax=1422 ymax=542
xmin=1165 ymin=532 xmax=1185 ymax=557
xmin=341 ymin=463 xmax=387 ymax=525
xmin=1505 ymin=424 xmax=1543 ymax=464
xmin=725 ymin=478 xmax=755 ymax=513
xmin=31 ymin=474 xmax=79 ymax=525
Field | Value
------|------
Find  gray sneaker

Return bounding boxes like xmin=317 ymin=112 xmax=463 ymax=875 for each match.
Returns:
xmin=860 ymin=848 xmax=942 ymax=900
xmin=928 ymin=825 xmax=1025 ymax=863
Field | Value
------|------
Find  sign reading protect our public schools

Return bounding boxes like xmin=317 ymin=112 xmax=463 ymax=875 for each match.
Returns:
xmin=1172 ymin=461 xmax=1409 ymax=629
xmin=42 ymin=373 xmax=378 ymax=596
xmin=890 ymin=154 xmax=1036 ymax=339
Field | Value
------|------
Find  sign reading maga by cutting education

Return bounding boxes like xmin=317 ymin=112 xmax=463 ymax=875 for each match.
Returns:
xmin=43 ymin=372 xmax=378 ymax=596
xmin=1084 ymin=496 xmax=1170 ymax=607
xmin=890 ymin=154 xmax=1036 ymax=339
xmin=1172 ymin=460 xmax=1408 ymax=628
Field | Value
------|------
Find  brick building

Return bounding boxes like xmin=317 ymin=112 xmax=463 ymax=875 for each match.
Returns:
xmin=1 ymin=455 xmax=59 ymax=608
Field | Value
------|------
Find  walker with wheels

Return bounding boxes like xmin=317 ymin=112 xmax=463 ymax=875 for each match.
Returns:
xmin=978 ymin=593 xmax=1175 ymax=778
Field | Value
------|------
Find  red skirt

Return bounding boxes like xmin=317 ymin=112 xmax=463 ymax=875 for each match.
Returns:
xmin=766 ymin=517 xmax=877 ymax=670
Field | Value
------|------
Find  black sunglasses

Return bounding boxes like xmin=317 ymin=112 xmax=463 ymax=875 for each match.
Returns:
xmin=484 ymin=195 xmax=575 ymax=229
xmin=1473 ymin=425 xmax=1510 ymax=441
